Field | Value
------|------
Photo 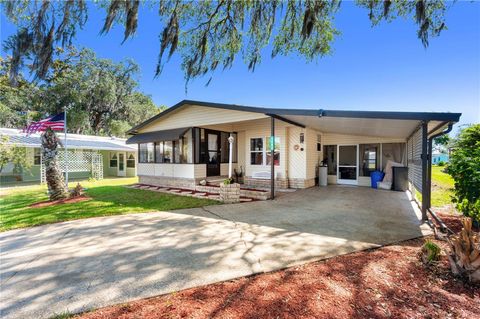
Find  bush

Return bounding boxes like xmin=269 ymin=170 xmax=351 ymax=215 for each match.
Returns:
xmin=421 ymin=240 xmax=441 ymax=264
xmin=447 ymin=124 xmax=480 ymax=222
xmin=437 ymin=160 xmax=445 ymax=167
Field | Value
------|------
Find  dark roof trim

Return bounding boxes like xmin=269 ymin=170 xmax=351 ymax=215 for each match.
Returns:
xmin=126 ymin=127 xmax=190 ymax=144
xmin=319 ymin=110 xmax=461 ymax=122
xmin=127 ymin=99 xmax=461 ymax=134
xmin=267 ymin=114 xmax=306 ymax=128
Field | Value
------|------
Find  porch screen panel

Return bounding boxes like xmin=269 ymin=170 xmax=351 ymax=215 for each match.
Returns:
xmin=381 ymin=143 xmax=406 ymax=169
xmin=407 ymin=127 xmax=423 ymax=193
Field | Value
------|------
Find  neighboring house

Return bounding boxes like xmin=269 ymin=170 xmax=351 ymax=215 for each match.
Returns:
xmin=0 ymin=128 xmax=137 ymax=184
xmin=126 ymin=100 xmax=461 ymax=218
xmin=432 ymin=150 xmax=449 ymax=164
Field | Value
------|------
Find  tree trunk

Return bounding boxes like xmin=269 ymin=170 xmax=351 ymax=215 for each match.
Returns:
xmin=448 ymin=217 xmax=480 ymax=283
xmin=40 ymin=127 xmax=69 ymax=201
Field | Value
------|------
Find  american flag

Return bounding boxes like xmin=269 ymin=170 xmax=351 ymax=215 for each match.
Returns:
xmin=25 ymin=112 xmax=65 ymax=135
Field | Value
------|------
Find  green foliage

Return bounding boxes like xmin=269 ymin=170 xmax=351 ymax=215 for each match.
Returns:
xmin=0 ymin=135 xmax=30 ymax=174
xmin=0 ymin=58 xmax=38 ymax=128
xmin=2 ymin=1 xmax=452 ymax=84
xmin=434 ymin=135 xmax=450 ymax=146
xmin=437 ymin=161 xmax=445 ymax=167
xmin=447 ymin=124 xmax=480 ymax=221
xmin=422 ymin=240 xmax=441 ymax=263
xmin=1 ymin=47 xmax=161 ymax=136
xmin=223 ymin=178 xmax=233 ymax=185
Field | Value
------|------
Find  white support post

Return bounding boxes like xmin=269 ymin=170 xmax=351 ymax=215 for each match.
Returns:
xmin=228 ymin=134 xmax=234 ymax=179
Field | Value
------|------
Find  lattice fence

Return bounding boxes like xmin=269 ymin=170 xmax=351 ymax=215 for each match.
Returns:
xmin=41 ymin=150 xmax=103 ymax=183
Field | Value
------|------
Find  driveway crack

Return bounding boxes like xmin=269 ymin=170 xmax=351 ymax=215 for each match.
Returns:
xmin=200 ymin=206 xmax=264 ymax=272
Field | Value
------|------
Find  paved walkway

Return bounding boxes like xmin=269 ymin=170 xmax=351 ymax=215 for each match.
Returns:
xmin=0 ymin=186 xmax=431 ymax=318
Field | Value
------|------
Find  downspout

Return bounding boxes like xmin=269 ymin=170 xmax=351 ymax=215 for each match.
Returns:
xmin=421 ymin=121 xmax=429 ymax=220
xmin=427 ymin=122 xmax=453 ymax=210
xmin=426 ymin=122 xmax=454 ymax=232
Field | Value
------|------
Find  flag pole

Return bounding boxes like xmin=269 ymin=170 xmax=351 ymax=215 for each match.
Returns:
xmin=64 ymin=106 xmax=69 ymax=190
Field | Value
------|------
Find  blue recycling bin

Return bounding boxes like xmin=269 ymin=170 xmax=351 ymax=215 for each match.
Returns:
xmin=370 ymin=170 xmax=384 ymax=189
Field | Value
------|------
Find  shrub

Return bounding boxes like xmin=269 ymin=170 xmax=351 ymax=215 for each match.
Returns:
xmin=447 ymin=124 xmax=480 ymax=222
xmin=437 ymin=160 xmax=445 ymax=167
xmin=421 ymin=240 xmax=441 ymax=264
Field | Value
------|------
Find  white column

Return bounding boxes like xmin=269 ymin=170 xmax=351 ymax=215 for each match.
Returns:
xmin=228 ymin=134 xmax=234 ymax=179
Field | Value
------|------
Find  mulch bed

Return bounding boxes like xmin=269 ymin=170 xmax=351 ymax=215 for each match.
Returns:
xmin=76 ymin=215 xmax=479 ymax=319
xmin=29 ymin=195 xmax=91 ymax=208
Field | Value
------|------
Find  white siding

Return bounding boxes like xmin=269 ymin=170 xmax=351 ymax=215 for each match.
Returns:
xmin=220 ymin=163 xmax=237 ymax=176
xmin=287 ymin=126 xmax=307 ymax=179
xmin=139 ymin=105 xmax=267 ymax=133
xmin=209 ymin=118 xmax=289 ymax=179
xmin=407 ymin=127 xmax=423 ymax=193
xmin=137 ymin=163 xmax=206 ymax=179
xmin=306 ymin=128 xmax=322 ymax=179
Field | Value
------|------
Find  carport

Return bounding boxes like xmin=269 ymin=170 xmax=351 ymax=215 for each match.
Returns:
xmin=264 ymin=108 xmax=461 ymax=220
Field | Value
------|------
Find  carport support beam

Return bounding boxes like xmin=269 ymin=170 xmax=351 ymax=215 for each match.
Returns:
xmin=271 ymin=116 xmax=275 ymax=200
xmin=421 ymin=121 xmax=428 ymax=221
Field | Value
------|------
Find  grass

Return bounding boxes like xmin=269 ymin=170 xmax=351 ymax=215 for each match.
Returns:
xmin=431 ymin=165 xmax=454 ymax=207
xmin=0 ymin=177 xmax=218 ymax=232
xmin=415 ymin=166 xmax=455 ymax=207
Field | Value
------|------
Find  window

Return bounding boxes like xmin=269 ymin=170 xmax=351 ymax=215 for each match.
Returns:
xmin=155 ymin=142 xmax=164 ymax=163
xmin=163 ymin=141 xmax=173 ymax=163
xmin=174 ymin=140 xmax=180 ymax=163
xmin=360 ymin=144 xmax=379 ymax=177
xmin=220 ymin=132 xmax=229 ymax=163
xmin=323 ymin=145 xmax=337 ymax=175
xmin=33 ymin=148 xmax=41 ymax=165
xmin=250 ymin=138 xmax=264 ymax=165
xmin=139 ymin=143 xmax=154 ymax=163
xmin=109 ymin=153 xmax=118 ymax=167
xmin=127 ymin=154 xmax=135 ymax=168
xmin=266 ymin=136 xmax=280 ymax=166
xmin=220 ymin=132 xmax=238 ymax=163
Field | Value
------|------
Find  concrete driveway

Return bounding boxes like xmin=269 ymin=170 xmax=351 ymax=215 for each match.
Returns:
xmin=0 ymin=186 xmax=430 ymax=318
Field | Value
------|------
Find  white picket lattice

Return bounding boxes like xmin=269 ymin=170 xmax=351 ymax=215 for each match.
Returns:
xmin=40 ymin=150 xmax=103 ymax=183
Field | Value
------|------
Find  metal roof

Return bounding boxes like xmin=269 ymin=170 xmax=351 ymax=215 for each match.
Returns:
xmin=126 ymin=127 xmax=190 ymax=144
xmin=127 ymin=99 xmax=462 ymax=134
xmin=1 ymin=129 xmax=136 ymax=151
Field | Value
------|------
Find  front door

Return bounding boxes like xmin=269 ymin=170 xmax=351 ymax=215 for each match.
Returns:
xmin=206 ymin=131 xmax=220 ymax=176
xmin=117 ymin=152 xmax=126 ymax=177
xmin=337 ymin=145 xmax=358 ymax=185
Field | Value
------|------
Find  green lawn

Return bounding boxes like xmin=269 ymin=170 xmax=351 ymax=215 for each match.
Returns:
xmin=0 ymin=177 xmax=218 ymax=232
xmin=431 ymin=165 xmax=454 ymax=207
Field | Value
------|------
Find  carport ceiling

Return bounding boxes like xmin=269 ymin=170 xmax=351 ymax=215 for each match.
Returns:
xmin=280 ymin=116 xmax=427 ymax=138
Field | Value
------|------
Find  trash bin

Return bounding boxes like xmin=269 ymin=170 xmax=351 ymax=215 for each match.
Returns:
xmin=318 ymin=166 xmax=328 ymax=186
xmin=392 ymin=167 xmax=408 ymax=191
xmin=370 ymin=170 xmax=384 ymax=189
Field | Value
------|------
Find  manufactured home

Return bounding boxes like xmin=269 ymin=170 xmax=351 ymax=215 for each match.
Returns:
xmin=0 ymin=128 xmax=137 ymax=184
xmin=126 ymin=100 xmax=460 ymax=218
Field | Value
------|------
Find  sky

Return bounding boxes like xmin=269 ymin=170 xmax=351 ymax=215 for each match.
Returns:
xmin=1 ymin=1 xmax=479 ymax=132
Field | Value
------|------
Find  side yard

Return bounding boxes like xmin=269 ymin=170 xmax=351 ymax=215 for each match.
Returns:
xmin=0 ymin=178 xmax=217 ymax=232
xmin=431 ymin=165 xmax=455 ymax=208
